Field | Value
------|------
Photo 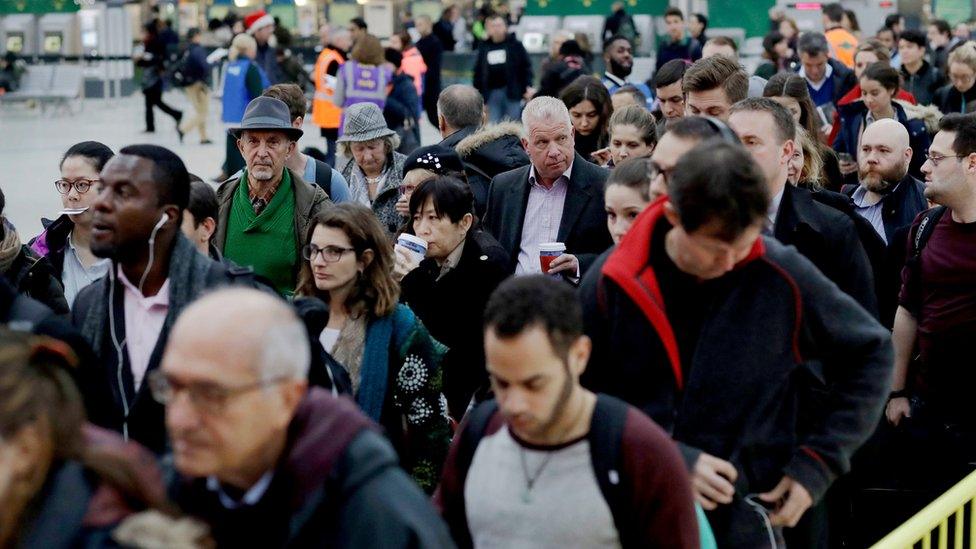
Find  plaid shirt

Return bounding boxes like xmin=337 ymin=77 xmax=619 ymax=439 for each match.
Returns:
xmin=248 ymin=176 xmax=282 ymax=215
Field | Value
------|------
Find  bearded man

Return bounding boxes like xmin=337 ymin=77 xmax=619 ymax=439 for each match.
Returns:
xmin=847 ymin=119 xmax=929 ymax=245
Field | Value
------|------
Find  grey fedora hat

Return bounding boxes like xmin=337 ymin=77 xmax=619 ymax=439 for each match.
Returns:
xmin=229 ymin=96 xmax=304 ymax=141
xmin=336 ymin=102 xmax=397 ymax=143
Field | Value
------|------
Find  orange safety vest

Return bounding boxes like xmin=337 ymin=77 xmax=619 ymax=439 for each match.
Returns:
xmin=312 ymin=47 xmax=344 ymax=129
xmin=825 ymin=28 xmax=858 ymax=69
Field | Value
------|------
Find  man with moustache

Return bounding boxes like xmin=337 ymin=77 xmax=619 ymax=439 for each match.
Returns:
xmin=601 ymin=36 xmax=654 ymax=111
xmin=437 ymin=275 xmax=698 ymax=548
xmin=214 ymin=97 xmax=329 ymax=295
xmin=847 ymin=119 xmax=928 ymax=245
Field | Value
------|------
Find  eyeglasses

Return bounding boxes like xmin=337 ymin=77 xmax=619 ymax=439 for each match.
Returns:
xmin=398 ymin=184 xmax=418 ymax=195
xmin=648 ymin=161 xmax=674 ymax=185
xmin=147 ymin=370 xmax=289 ymax=415
xmin=925 ymin=153 xmax=968 ymax=166
xmin=55 ymin=178 xmax=99 ymax=195
xmin=302 ymin=243 xmax=356 ymax=262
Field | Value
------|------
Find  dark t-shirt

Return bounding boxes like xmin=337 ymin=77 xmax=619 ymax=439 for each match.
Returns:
xmin=485 ymin=43 xmax=508 ymax=90
xmin=649 ymin=221 xmax=714 ymax=376
xmin=899 ymin=210 xmax=976 ymax=405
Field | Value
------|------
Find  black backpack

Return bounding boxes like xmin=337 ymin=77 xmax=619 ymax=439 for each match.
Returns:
xmin=167 ymin=49 xmax=194 ymax=88
xmin=449 ymin=394 xmax=636 ymax=548
xmin=908 ymin=206 xmax=947 ymax=266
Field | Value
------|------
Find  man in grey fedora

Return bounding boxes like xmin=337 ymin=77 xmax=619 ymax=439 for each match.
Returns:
xmin=214 ymin=96 xmax=330 ymax=295
xmin=337 ymin=102 xmax=408 ymax=235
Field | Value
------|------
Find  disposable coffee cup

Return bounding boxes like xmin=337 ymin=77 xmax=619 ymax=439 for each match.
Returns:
xmin=539 ymin=242 xmax=566 ymax=274
xmin=397 ymin=233 xmax=428 ymax=263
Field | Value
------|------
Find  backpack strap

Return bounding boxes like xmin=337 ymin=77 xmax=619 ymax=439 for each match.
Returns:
xmin=449 ymin=400 xmax=499 ymax=549
xmin=587 ymin=394 xmax=634 ymax=547
xmin=911 ymin=206 xmax=947 ymax=261
xmin=314 ymin=160 xmax=334 ymax=198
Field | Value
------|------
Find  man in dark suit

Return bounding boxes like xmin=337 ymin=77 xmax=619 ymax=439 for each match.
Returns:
xmin=484 ymin=96 xmax=612 ymax=278
xmin=728 ymin=98 xmax=877 ymax=315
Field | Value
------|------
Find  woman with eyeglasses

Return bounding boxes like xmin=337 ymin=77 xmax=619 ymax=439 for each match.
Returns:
xmin=396 ymin=176 xmax=508 ymax=418
xmin=0 ymin=329 xmax=200 ymax=548
xmin=30 ymin=142 xmax=113 ymax=310
xmin=935 ymin=41 xmax=976 ymax=115
xmin=294 ymin=203 xmax=450 ymax=493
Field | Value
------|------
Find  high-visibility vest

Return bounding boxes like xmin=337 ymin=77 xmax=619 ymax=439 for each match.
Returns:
xmin=825 ymin=28 xmax=858 ymax=69
xmin=312 ymin=47 xmax=344 ymax=129
xmin=401 ymin=46 xmax=427 ymax=98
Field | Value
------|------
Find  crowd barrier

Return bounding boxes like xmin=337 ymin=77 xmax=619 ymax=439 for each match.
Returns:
xmin=872 ymin=469 xmax=976 ymax=548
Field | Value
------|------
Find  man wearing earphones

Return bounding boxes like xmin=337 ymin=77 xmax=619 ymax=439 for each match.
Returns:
xmin=71 ymin=144 xmax=267 ymax=455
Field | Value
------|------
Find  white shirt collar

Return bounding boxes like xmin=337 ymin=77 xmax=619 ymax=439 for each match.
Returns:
xmin=528 ymin=161 xmax=574 ymax=187
xmin=799 ymin=63 xmax=834 ymax=89
xmin=604 ymin=72 xmax=626 ymax=87
xmin=207 ymin=471 xmax=274 ymax=509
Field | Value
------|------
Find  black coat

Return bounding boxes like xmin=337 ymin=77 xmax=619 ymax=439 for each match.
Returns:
xmin=900 ymin=60 xmax=945 ymax=106
xmin=442 ymin=122 xmax=531 ymax=218
xmin=580 ymin=203 xmax=892 ymax=543
xmin=774 ymin=184 xmax=878 ymax=315
xmin=400 ymin=230 xmax=509 ymax=417
xmin=933 ymin=82 xmax=976 ymax=115
xmin=483 ymin=153 xmax=612 ymax=276
xmin=472 ymin=35 xmax=533 ymax=100
xmin=416 ymin=34 xmax=443 ymax=105
xmin=4 ymin=244 xmax=68 ymax=315
xmin=817 ymin=58 xmax=858 ymax=105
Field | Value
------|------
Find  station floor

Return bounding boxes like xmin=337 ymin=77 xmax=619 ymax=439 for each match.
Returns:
xmin=0 ymin=91 xmax=443 ymax=237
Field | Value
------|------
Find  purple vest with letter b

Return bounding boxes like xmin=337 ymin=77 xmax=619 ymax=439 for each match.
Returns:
xmin=339 ymin=62 xmax=392 ymax=135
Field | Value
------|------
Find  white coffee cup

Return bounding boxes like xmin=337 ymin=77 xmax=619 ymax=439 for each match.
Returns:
xmin=397 ymin=233 xmax=428 ymax=264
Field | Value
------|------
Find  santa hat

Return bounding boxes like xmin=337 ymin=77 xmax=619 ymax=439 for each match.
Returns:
xmin=244 ymin=10 xmax=274 ymax=34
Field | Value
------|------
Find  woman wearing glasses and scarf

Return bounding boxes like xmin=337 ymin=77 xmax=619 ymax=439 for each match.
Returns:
xmin=29 ymin=142 xmax=113 ymax=310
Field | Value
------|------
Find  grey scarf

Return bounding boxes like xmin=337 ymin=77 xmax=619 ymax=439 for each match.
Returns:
xmin=79 ymin=235 xmax=214 ymax=357
xmin=331 ymin=314 xmax=367 ymax=394
xmin=0 ymin=220 xmax=23 ymax=275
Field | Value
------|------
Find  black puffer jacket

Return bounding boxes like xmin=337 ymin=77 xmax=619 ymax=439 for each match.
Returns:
xmin=441 ymin=123 xmax=530 ymax=218
xmin=4 ymin=244 xmax=69 ymax=315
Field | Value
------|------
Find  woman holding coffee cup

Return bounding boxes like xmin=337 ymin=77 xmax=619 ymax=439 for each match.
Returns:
xmin=294 ymin=203 xmax=451 ymax=493
xmin=398 ymin=176 xmax=509 ymax=417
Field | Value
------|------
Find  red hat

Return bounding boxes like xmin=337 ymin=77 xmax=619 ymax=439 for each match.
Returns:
xmin=244 ymin=10 xmax=274 ymax=34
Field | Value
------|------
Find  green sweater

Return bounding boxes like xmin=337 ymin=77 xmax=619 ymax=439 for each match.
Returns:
xmin=223 ymin=170 xmax=298 ymax=295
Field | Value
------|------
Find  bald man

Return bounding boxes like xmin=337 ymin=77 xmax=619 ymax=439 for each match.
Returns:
xmin=848 ymin=119 xmax=928 ymax=245
xmin=161 ymin=288 xmax=453 ymax=547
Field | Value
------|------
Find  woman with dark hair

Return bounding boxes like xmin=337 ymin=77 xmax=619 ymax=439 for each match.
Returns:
xmin=294 ymin=203 xmax=450 ymax=492
xmin=397 ymin=176 xmax=508 ymax=417
xmin=560 ymin=75 xmax=614 ymax=160
xmin=30 ymin=142 xmax=113 ymax=309
xmin=0 ymin=330 xmax=198 ymax=547
xmin=764 ymin=73 xmax=846 ymax=189
xmin=754 ymin=31 xmax=791 ymax=79
xmin=836 ymin=62 xmax=930 ymax=180
xmin=604 ymin=157 xmax=656 ymax=244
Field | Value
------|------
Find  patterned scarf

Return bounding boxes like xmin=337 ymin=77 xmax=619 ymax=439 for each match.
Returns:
xmin=330 ymin=314 xmax=367 ymax=394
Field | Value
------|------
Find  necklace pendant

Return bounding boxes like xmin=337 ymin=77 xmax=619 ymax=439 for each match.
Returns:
xmin=521 ymin=487 xmax=532 ymax=504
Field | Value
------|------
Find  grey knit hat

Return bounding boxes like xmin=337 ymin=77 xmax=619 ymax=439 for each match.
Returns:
xmin=336 ymin=102 xmax=397 ymax=143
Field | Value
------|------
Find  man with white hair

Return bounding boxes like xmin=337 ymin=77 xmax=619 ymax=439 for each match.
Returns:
xmin=483 ymin=97 xmax=612 ymax=277
xmin=159 ymin=288 xmax=453 ymax=547
xmin=847 ymin=119 xmax=928 ymax=245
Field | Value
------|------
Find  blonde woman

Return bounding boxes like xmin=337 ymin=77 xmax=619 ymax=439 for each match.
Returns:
xmin=935 ymin=41 xmax=976 ymax=114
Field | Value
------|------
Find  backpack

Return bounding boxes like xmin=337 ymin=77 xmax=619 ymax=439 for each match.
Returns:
xmin=312 ymin=159 xmax=335 ymax=199
xmin=910 ymin=206 xmax=947 ymax=262
xmin=451 ymin=394 xmax=716 ymax=548
xmin=167 ymin=50 xmax=194 ymax=88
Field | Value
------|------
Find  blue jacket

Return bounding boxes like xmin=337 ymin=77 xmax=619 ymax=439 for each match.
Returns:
xmin=221 ymin=59 xmax=269 ymax=124
xmin=834 ymin=100 xmax=930 ymax=180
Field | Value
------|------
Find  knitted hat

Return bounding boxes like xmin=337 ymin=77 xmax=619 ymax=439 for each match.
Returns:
xmin=245 ymin=10 xmax=274 ymax=34
xmin=402 ymin=145 xmax=466 ymax=176
xmin=336 ymin=103 xmax=396 ymax=143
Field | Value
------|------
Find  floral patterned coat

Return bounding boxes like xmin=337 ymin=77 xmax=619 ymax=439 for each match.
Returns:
xmin=358 ymin=303 xmax=450 ymax=492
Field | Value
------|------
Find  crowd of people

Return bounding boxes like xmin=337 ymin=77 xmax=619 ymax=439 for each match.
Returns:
xmin=3 ymin=2 xmax=976 ymax=548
